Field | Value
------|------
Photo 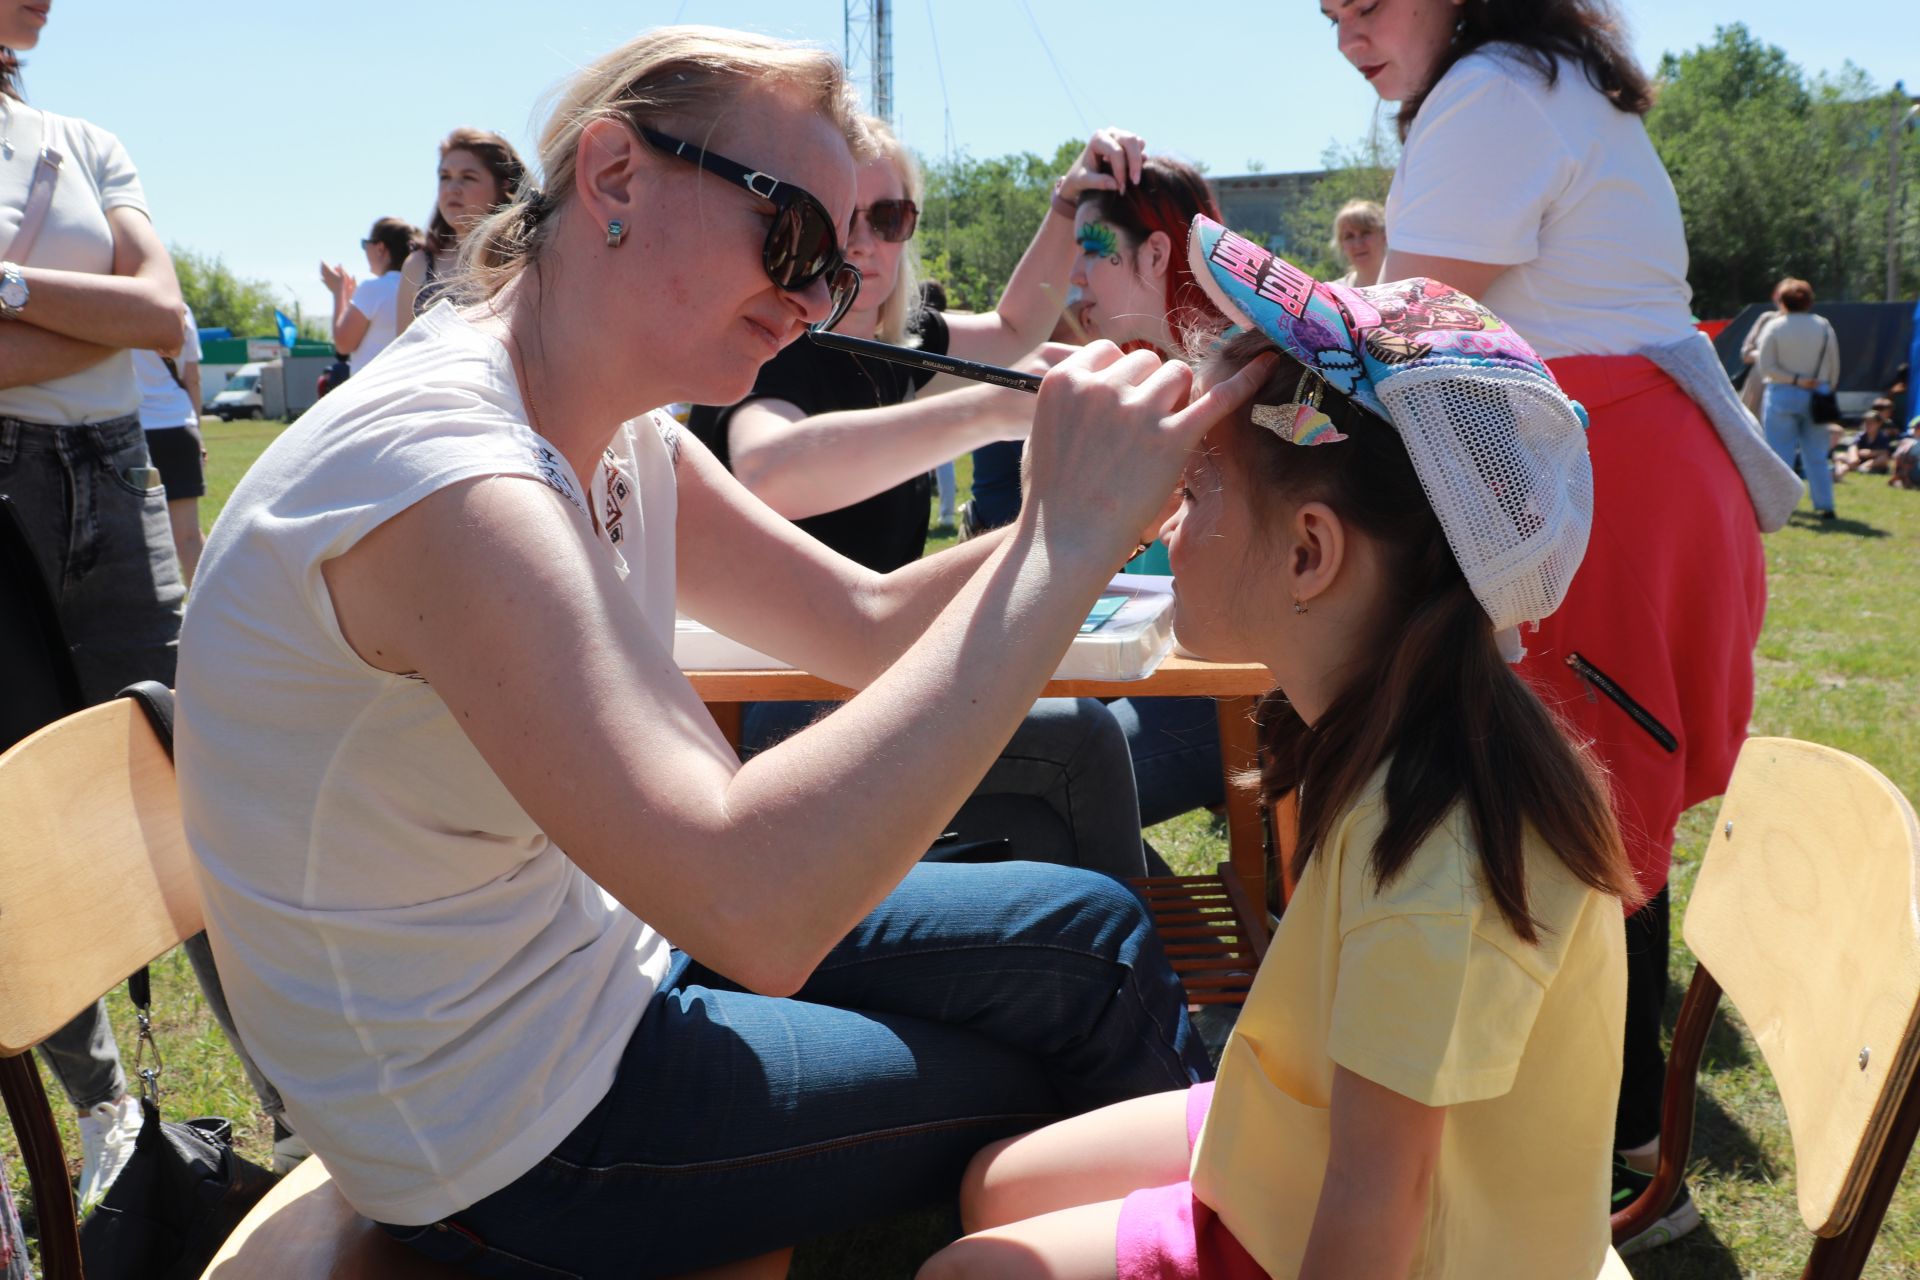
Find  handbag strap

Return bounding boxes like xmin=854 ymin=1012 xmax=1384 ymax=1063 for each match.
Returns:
xmin=1801 ymin=325 xmax=1832 ymax=384
xmin=4 ymin=145 xmax=63 ymax=265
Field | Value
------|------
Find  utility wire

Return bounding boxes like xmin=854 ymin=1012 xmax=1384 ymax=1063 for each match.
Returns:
xmin=1012 ymin=0 xmax=1092 ymax=135
xmin=922 ymin=0 xmax=958 ymax=245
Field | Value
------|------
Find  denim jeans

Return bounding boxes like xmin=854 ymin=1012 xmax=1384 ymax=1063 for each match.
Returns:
xmin=381 ymin=861 xmax=1209 ymax=1279
xmin=1108 ymin=696 xmax=1226 ymax=828
xmin=966 ymin=440 xmax=1024 ymax=532
xmin=741 ymin=697 xmax=1146 ymax=878
xmin=1761 ymin=383 xmax=1836 ymax=514
xmin=0 ymin=415 xmax=282 ymax=1119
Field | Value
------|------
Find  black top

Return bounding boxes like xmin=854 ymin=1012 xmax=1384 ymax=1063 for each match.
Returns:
xmin=689 ymin=309 xmax=952 ymax=574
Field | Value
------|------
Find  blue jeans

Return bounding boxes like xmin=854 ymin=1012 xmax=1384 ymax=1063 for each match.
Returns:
xmin=381 ymin=861 xmax=1209 ymax=1279
xmin=1108 ymin=696 xmax=1225 ymax=827
xmin=0 ymin=414 xmax=282 ymax=1119
xmin=1761 ymin=383 xmax=1836 ymax=514
xmin=741 ymin=697 xmax=1146 ymax=878
xmin=967 ymin=440 xmax=1024 ymax=532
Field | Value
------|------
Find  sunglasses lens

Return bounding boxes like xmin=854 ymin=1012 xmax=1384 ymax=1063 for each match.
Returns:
xmin=765 ymin=198 xmax=843 ymax=289
xmin=869 ymin=200 xmax=919 ymax=243
xmin=814 ymin=264 xmax=861 ymax=332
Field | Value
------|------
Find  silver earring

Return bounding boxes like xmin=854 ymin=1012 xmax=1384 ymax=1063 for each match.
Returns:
xmin=1292 ymin=597 xmax=1308 ymax=615
xmin=606 ymin=220 xmax=627 ymax=248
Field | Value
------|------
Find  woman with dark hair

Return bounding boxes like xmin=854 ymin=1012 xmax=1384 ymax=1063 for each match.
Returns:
xmin=1319 ymin=0 xmax=1792 ymax=1252
xmin=397 ymin=127 xmax=526 ymax=328
xmin=319 ymin=215 xmax=418 ymax=372
xmin=1064 ymin=155 xmax=1238 ymax=827
xmin=1756 ymin=275 xmax=1843 ymax=516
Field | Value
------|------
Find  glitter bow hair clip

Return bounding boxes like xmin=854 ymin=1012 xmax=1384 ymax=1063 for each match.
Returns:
xmin=1250 ymin=365 xmax=1349 ymax=447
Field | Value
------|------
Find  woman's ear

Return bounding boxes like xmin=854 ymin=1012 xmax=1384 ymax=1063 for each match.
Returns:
xmin=574 ymin=118 xmax=644 ymax=228
xmin=1288 ymin=501 xmax=1347 ymax=606
xmin=1139 ymin=229 xmax=1175 ymax=284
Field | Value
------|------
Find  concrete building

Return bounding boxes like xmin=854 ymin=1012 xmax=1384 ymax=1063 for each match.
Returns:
xmin=1210 ymin=170 xmax=1329 ymax=252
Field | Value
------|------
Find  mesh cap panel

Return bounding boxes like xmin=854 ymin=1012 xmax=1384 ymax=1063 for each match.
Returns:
xmin=1377 ymin=364 xmax=1593 ymax=632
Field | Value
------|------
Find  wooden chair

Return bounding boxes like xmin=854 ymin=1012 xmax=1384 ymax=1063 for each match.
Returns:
xmin=1612 ymin=737 xmax=1920 ymax=1276
xmin=0 ymin=691 xmax=457 ymax=1279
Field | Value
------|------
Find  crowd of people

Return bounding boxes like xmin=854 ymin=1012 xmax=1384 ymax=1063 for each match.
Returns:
xmin=0 ymin=0 xmax=1906 ymax=1276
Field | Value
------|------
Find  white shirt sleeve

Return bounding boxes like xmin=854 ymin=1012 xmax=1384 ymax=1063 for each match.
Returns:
xmin=181 ymin=304 xmax=203 ymax=364
xmin=90 ymin=124 xmax=149 ymax=216
xmin=1388 ymin=55 xmax=1577 ymax=267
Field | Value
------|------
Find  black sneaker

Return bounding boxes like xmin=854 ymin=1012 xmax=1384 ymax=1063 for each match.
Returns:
xmin=1612 ymin=1161 xmax=1701 ymax=1255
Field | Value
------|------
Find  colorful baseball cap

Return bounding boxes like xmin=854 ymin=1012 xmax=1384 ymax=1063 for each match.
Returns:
xmin=1186 ymin=215 xmax=1595 ymax=658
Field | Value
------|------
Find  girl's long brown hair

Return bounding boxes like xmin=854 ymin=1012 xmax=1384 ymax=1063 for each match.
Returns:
xmin=1210 ymin=331 xmax=1637 ymax=941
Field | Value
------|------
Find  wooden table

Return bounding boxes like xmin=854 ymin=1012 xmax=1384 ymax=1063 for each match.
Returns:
xmin=686 ymin=656 xmax=1276 ymax=907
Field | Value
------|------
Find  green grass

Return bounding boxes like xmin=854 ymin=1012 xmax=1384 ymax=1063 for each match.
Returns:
xmin=7 ymin=429 xmax=1920 ymax=1278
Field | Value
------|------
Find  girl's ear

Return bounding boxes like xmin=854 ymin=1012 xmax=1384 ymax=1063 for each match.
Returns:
xmin=1139 ymin=230 xmax=1175 ymax=285
xmin=1288 ymin=501 xmax=1347 ymax=606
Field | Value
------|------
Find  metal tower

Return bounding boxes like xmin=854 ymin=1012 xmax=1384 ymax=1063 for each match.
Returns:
xmin=844 ymin=0 xmax=893 ymax=124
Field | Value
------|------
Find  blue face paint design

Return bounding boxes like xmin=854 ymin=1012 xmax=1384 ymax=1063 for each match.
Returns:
xmin=1077 ymin=221 xmax=1123 ymax=265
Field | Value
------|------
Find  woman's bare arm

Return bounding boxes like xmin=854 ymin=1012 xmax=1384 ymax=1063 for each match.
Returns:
xmin=10 ymin=207 xmax=183 ymax=351
xmin=0 ymin=324 xmax=115 ymax=389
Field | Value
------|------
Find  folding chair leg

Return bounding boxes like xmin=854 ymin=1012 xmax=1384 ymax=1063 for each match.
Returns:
xmin=0 ymin=1052 xmax=82 ymax=1280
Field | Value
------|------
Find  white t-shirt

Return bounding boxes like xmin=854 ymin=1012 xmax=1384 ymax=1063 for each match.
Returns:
xmin=0 ymin=104 xmax=147 ymax=423
xmin=346 ymin=269 xmax=403 ymax=369
xmin=1386 ymin=45 xmax=1696 ymax=359
xmin=132 ymin=303 xmax=201 ymax=429
xmin=177 ymin=302 xmax=677 ymax=1225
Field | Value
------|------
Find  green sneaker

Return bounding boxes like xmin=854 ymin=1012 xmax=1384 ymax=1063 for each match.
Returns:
xmin=1612 ymin=1161 xmax=1701 ymax=1255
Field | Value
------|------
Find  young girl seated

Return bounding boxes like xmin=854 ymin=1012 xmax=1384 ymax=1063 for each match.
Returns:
xmin=920 ymin=220 xmax=1642 ymax=1280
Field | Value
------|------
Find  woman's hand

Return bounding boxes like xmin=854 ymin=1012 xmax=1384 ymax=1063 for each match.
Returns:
xmin=1022 ymin=342 xmax=1274 ymax=563
xmin=319 ymin=260 xmax=356 ymax=300
xmin=1058 ymin=127 xmax=1147 ymax=203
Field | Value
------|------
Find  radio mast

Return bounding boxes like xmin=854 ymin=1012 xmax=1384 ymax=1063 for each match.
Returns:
xmin=844 ymin=0 xmax=893 ymax=124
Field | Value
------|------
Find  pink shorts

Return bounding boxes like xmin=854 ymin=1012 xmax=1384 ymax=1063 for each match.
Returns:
xmin=1114 ymin=1083 xmax=1267 ymax=1280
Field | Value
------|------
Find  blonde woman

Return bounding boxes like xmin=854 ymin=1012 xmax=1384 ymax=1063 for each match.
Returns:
xmin=178 ymin=26 xmax=1261 ymax=1278
xmin=1330 ymin=197 xmax=1385 ymax=286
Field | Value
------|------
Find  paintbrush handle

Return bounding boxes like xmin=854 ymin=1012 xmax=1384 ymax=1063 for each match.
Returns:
xmin=807 ymin=329 xmax=1043 ymax=393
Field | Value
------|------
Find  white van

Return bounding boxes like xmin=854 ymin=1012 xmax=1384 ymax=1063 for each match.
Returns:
xmin=211 ymin=363 xmax=266 ymax=421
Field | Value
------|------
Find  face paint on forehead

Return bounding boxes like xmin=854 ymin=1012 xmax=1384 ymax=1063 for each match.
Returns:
xmin=1077 ymin=221 xmax=1123 ymax=266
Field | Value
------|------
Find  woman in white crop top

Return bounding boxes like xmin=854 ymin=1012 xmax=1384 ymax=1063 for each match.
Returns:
xmin=175 ymin=26 xmax=1267 ymax=1279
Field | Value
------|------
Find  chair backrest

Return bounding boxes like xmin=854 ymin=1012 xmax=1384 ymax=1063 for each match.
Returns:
xmin=0 ymin=697 xmax=202 ymax=1055
xmin=1684 ymin=736 xmax=1920 ymax=1236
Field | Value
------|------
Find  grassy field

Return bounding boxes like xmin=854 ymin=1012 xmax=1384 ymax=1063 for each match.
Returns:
xmin=7 ymin=419 xmax=1920 ymax=1277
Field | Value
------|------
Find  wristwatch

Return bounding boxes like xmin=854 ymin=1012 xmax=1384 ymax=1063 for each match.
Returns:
xmin=0 ymin=262 xmax=26 ymax=318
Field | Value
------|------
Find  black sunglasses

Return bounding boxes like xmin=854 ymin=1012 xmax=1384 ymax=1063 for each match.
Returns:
xmin=640 ymin=127 xmax=861 ymax=333
xmin=851 ymin=198 xmax=919 ymax=244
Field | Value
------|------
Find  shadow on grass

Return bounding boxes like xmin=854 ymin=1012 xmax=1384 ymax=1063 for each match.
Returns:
xmin=1785 ymin=510 xmax=1891 ymax=538
xmin=1623 ymin=1219 xmax=1746 ymax=1280
xmin=1689 ymin=1090 xmax=1782 ymax=1185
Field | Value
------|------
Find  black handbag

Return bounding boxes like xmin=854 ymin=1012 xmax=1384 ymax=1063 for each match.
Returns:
xmin=74 ymin=966 xmax=277 ymax=1280
xmin=1806 ymin=329 xmax=1841 ymax=423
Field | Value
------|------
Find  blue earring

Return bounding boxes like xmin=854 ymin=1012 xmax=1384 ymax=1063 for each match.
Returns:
xmin=606 ymin=220 xmax=627 ymax=248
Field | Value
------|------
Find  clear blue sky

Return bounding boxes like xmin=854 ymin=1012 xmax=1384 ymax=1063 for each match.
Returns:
xmin=17 ymin=1 xmax=1917 ymax=327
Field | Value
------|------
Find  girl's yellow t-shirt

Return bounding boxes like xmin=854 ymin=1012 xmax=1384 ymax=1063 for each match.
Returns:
xmin=1192 ymin=770 xmax=1627 ymax=1278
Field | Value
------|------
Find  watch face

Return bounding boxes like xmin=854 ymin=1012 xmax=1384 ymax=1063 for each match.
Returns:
xmin=0 ymin=274 xmax=24 ymax=311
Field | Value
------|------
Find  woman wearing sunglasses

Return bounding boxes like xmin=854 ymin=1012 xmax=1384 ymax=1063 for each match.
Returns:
xmin=688 ymin=116 xmax=1156 ymax=881
xmin=319 ymin=215 xmax=418 ymax=372
xmin=176 ymin=26 xmax=1266 ymax=1280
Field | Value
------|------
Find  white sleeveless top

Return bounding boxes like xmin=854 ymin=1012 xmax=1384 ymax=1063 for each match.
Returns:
xmin=177 ymin=302 xmax=676 ymax=1224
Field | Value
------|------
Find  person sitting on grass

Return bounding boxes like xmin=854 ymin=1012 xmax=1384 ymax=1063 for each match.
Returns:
xmin=174 ymin=27 xmax=1266 ymax=1279
xmin=919 ymin=224 xmax=1641 ymax=1280
xmin=1838 ymin=399 xmax=1899 ymax=477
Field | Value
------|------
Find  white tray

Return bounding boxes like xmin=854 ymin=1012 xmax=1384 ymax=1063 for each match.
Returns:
xmin=675 ymin=573 xmax=1176 ymax=683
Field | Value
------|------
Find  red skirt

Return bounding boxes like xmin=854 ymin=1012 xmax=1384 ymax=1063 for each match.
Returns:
xmin=1521 ymin=355 xmax=1767 ymax=897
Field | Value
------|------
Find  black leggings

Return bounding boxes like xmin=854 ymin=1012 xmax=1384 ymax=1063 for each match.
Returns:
xmin=1615 ymin=885 xmax=1670 ymax=1150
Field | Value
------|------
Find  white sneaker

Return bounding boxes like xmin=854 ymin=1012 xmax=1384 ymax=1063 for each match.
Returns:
xmin=76 ymin=1095 xmax=143 ymax=1212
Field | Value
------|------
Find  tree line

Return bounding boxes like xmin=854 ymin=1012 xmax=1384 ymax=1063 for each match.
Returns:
xmin=912 ymin=23 xmax=1918 ymax=321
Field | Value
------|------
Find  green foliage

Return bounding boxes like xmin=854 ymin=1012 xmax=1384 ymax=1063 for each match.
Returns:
xmin=916 ymin=140 xmax=1082 ymax=313
xmin=1647 ymin=25 xmax=1920 ymax=314
xmin=1276 ymin=122 xmax=1398 ymax=281
xmin=172 ymin=246 xmax=325 ymax=341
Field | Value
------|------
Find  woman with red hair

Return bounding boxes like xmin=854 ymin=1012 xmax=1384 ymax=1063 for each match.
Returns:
xmin=1064 ymin=156 xmax=1235 ymax=830
xmin=1066 ymin=155 xmax=1227 ymax=358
